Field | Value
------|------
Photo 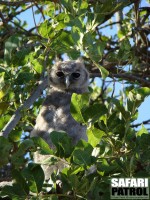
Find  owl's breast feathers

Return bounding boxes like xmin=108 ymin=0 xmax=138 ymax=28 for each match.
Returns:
xmin=31 ymin=90 xmax=87 ymax=146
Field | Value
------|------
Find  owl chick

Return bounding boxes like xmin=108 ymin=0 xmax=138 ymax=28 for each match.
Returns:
xmin=31 ymin=59 xmax=89 ymax=180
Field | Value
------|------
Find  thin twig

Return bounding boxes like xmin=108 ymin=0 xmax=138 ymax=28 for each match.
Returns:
xmin=34 ymin=3 xmax=45 ymax=21
xmin=8 ymin=4 xmax=33 ymax=21
xmin=10 ymin=19 xmax=41 ymax=38
xmin=31 ymin=4 xmax=39 ymax=34
xmin=111 ymin=76 xmax=116 ymax=99
xmin=112 ymin=73 xmax=150 ymax=87
xmin=131 ymin=119 xmax=150 ymax=128
xmin=99 ymin=21 xmax=121 ymax=30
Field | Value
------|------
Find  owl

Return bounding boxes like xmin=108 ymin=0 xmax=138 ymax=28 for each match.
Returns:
xmin=31 ymin=58 xmax=89 ymax=180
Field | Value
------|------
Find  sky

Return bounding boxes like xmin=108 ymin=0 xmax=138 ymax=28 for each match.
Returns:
xmin=18 ymin=0 xmax=150 ymax=129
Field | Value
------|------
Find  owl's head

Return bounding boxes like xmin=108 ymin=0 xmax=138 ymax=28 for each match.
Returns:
xmin=49 ymin=59 xmax=89 ymax=93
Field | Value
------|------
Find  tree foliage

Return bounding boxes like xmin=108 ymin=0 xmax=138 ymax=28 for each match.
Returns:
xmin=0 ymin=0 xmax=150 ymax=199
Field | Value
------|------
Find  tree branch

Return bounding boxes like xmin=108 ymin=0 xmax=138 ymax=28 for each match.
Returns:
xmin=112 ymin=73 xmax=150 ymax=87
xmin=0 ymin=0 xmax=32 ymax=6
xmin=0 ymin=77 xmax=48 ymax=138
xmin=90 ymin=71 xmax=150 ymax=87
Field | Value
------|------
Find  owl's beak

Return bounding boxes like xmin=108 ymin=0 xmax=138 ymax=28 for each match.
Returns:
xmin=65 ymin=76 xmax=70 ymax=88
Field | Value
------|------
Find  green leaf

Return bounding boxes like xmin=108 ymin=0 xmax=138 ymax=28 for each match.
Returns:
xmin=12 ymin=48 xmax=31 ymax=66
xmin=135 ymin=87 xmax=150 ymax=98
xmin=71 ymin=26 xmax=83 ymax=46
xmin=80 ymin=1 xmax=88 ymax=11
xmin=0 ymin=72 xmax=5 ymax=89
xmin=128 ymin=87 xmax=150 ymax=100
xmin=86 ymin=13 xmax=99 ymax=31
xmin=83 ymin=103 xmax=107 ymax=122
xmin=50 ymin=131 xmax=73 ymax=158
xmin=139 ymin=134 xmax=150 ymax=148
xmin=32 ymin=136 xmax=53 ymax=154
xmin=0 ymin=72 xmax=10 ymax=99
xmin=70 ymin=16 xmax=84 ymax=29
xmin=71 ymin=93 xmax=89 ymax=124
xmin=9 ymin=129 xmax=22 ymax=142
xmin=28 ymin=163 xmax=45 ymax=193
xmin=0 ymin=136 xmax=12 ymax=166
xmin=72 ymin=140 xmax=93 ymax=167
xmin=112 ymin=99 xmax=130 ymax=121
xmin=12 ymin=139 xmax=35 ymax=167
xmin=93 ymin=62 xmax=109 ymax=79
xmin=86 ymin=40 xmax=106 ymax=62
xmin=68 ymin=174 xmax=80 ymax=190
xmin=18 ymin=139 xmax=35 ymax=153
xmin=121 ymin=39 xmax=131 ymax=51
xmin=16 ymin=72 xmax=34 ymax=85
xmin=97 ymin=158 xmax=117 ymax=174
xmin=22 ymin=163 xmax=45 ymax=193
xmin=118 ymin=29 xmax=126 ymax=39
xmin=51 ymin=30 xmax=74 ymax=54
xmin=12 ymin=169 xmax=29 ymax=195
xmin=4 ymin=35 xmax=20 ymax=65
xmin=83 ymin=32 xmax=94 ymax=46
xmin=0 ymin=115 xmax=11 ymax=130
xmin=61 ymin=0 xmax=73 ymax=13
xmin=127 ymin=87 xmax=150 ymax=116
xmin=87 ymin=126 xmax=104 ymax=146
xmin=0 ymin=102 xmax=9 ymax=115
xmin=38 ymin=20 xmax=52 ymax=38
xmin=137 ymin=133 xmax=150 ymax=162
xmin=2 ymin=184 xmax=27 ymax=199
xmin=136 ymin=125 xmax=148 ymax=137
xmin=98 ymin=65 xmax=109 ymax=79
xmin=54 ymin=13 xmax=67 ymax=30
xmin=0 ymin=84 xmax=10 ymax=100
xmin=32 ymin=59 xmax=44 ymax=74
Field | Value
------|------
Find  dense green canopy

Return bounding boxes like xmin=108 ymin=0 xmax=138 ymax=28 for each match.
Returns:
xmin=0 ymin=0 xmax=150 ymax=199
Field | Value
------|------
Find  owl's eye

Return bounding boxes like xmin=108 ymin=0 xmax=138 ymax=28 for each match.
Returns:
xmin=72 ymin=72 xmax=80 ymax=79
xmin=56 ymin=71 xmax=64 ymax=78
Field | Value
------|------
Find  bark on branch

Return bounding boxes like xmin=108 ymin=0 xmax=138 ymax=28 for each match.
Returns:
xmin=90 ymin=72 xmax=150 ymax=87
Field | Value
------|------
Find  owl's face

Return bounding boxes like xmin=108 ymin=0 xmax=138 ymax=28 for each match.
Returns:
xmin=49 ymin=60 xmax=89 ymax=93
